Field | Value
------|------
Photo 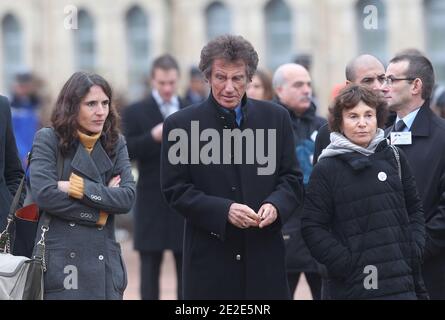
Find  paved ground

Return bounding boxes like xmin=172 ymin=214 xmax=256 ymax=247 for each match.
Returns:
xmin=121 ymin=238 xmax=313 ymax=300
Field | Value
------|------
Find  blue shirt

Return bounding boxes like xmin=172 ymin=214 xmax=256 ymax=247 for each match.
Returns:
xmin=234 ymin=105 xmax=243 ymax=126
xmin=395 ymin=108 xmax=421 ymax=132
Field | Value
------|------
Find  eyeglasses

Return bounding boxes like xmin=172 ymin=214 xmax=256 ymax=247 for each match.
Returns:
xmin=382 ymin=76 xmax=416 ymax=87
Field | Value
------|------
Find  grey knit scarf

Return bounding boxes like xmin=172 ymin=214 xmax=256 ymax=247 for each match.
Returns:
xmin=318 ymin=128 xmax=385 ymax=161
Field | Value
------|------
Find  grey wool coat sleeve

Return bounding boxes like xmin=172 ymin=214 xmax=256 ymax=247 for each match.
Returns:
xmin=30 ymin=128 xmax=135 ymax=225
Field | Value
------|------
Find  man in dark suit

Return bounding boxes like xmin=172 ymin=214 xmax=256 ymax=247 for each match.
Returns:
xmin=122 ymin=54 xmax=185 ymax=300
xmin=313 ymin=54 xmax=387 ymax=165
xmin=160 ymin=35 xmax=304 ymax=299
xmin=382 ymin=54 xmax=445 ymax=299
xmin=0 ymin=95 xmax=25 ymax=250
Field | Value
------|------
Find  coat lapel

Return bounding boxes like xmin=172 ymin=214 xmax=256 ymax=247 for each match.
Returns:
xmin=384 ymin=103 xmax=431 ymax=138
xmin=70 ymin=141 xmax=113 ymax=183
xmin=91 ymin=141 xmax=113 ymax=176
xmin=410 ymin=105 xmax=431 ymax=137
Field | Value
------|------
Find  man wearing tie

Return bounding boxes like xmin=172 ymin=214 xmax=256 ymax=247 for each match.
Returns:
xmin=122 ymin=54 xmax=185 ymax=300
xmin=383 ymin=54 xmax=445 ymax=299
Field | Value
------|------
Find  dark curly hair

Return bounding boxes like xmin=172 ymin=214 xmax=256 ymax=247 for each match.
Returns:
xmin=199 ymin=34 xmax=259 ymax=81
xmin=51 ymin=72 xmax=120 ymax=157
xmin=329 ymin=85 xmax=388 ymax=133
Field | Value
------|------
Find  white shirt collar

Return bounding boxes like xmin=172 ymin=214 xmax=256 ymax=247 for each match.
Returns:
xmin=152 ymin=89 xmax=179 ymax=117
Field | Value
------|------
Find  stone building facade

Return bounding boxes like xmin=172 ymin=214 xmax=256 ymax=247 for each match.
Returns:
xmin=1 ymin=0 xmax=444 ymax=114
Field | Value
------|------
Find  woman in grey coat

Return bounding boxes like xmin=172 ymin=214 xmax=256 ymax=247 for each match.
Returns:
xmin=29 ymin=72 xmax=136 ymax=299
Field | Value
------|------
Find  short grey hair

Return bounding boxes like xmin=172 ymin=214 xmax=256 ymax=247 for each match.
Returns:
xmin=199 ymin=34 xmax=259 ymax=81
xmin=272 ymin=67 xmax=286 ymax=89
xmin=272 ymin=63 xmax=305 ymax=89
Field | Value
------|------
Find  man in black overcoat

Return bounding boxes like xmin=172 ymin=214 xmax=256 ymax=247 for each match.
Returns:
xmin=160 ymin=35 xmax=304 ymax=299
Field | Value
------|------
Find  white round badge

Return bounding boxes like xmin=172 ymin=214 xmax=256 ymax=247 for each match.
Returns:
xmin=378 ymin=172 xmax=387 ymax=182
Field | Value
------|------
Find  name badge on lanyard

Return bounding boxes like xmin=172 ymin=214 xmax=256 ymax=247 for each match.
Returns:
xmin=390 ymin=131 xmax=412 ymax=145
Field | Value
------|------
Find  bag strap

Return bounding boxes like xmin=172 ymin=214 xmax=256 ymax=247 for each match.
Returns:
xmin=389 ymin=144 xmax=402 ymax=181
xmin=0 ymin=153 xmax=31 ymax=253
xmin=8 ymin=156 xmax=29 ymax=220
xmin=32 ymin=147 xmax=64 ymax=269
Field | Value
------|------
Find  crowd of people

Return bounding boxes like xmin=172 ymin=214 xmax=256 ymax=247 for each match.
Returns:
xmin=1 ymin=34 xmax=445 ymax=300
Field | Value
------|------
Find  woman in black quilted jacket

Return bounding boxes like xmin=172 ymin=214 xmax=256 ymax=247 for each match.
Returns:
xmin=302 ymin=85 xmax=426 ymax=299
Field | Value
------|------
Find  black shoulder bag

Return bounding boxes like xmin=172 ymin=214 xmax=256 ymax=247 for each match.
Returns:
xmin=0 ymin=149 xmax=63 ymax=299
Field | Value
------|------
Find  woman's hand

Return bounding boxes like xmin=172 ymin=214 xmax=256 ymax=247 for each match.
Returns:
xmin=108 ymin=175 xmax=121 ymax=188
xmin=57 ymin=181 xmax=70 ymax=193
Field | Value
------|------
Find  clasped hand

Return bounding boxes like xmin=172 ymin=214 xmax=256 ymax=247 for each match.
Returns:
xmin=228 ymin=202 xmax=277 ymax=229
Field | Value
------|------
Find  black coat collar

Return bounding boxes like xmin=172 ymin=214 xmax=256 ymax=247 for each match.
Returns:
xmin=207 ymin=91 xmax=249 ymax=128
